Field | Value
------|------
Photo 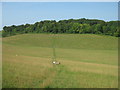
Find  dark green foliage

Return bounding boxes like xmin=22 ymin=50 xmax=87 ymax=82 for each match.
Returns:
xmin=2 ymin=18 xmax=120 ymax=37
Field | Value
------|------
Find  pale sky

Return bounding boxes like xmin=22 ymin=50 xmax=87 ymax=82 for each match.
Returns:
xmin=0 ymin=2 xmax=119 ymax=30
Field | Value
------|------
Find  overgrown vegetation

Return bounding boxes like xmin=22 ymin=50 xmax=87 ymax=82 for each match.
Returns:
xmin=2 ymin=18 xmax=120 ymax=37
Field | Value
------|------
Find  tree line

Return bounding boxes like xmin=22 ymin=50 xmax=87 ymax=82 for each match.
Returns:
xmin=2 ymin=18 xmax=120 ymax=37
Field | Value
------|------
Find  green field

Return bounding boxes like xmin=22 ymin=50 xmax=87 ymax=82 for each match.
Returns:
xmin=0 ymin=34 xmax=2 ymax=89
xmin=2 ymin=34 xmax=118 ymax=88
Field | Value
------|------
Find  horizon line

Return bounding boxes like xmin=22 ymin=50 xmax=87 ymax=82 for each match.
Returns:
xmin=2 ymin=18 xmax=118 ymax=28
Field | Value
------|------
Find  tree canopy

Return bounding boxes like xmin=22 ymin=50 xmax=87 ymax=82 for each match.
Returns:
xmin=2 ymin=18 xmax=120 ymax=37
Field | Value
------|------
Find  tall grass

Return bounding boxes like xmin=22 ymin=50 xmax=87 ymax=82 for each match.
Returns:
xmin=2 ymin=34 xmax=118 ymax=88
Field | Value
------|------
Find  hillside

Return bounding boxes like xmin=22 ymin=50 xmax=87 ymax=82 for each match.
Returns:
xmin=3 ymin=34 xmax=118 ymax=88
xmin=3 ymin=34 xmax=118 ymax=50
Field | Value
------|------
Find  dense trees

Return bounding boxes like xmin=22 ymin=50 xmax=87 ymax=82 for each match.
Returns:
xmin=2 ymin=18 xmax=120 ymax=37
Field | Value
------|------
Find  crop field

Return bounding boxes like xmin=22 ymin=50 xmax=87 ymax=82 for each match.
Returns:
xmin=2 ymin=34 xmax=118 ymax=88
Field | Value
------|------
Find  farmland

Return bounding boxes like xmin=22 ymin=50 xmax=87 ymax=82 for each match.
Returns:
xmin=2 ymin=34 xmax=118 ymax=88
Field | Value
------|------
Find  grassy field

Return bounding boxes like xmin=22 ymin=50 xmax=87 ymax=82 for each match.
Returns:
xmin=2 ymin=34 xmax=118 ymax=88
xmin=0 ymin=34 xmax=2 ymax=89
